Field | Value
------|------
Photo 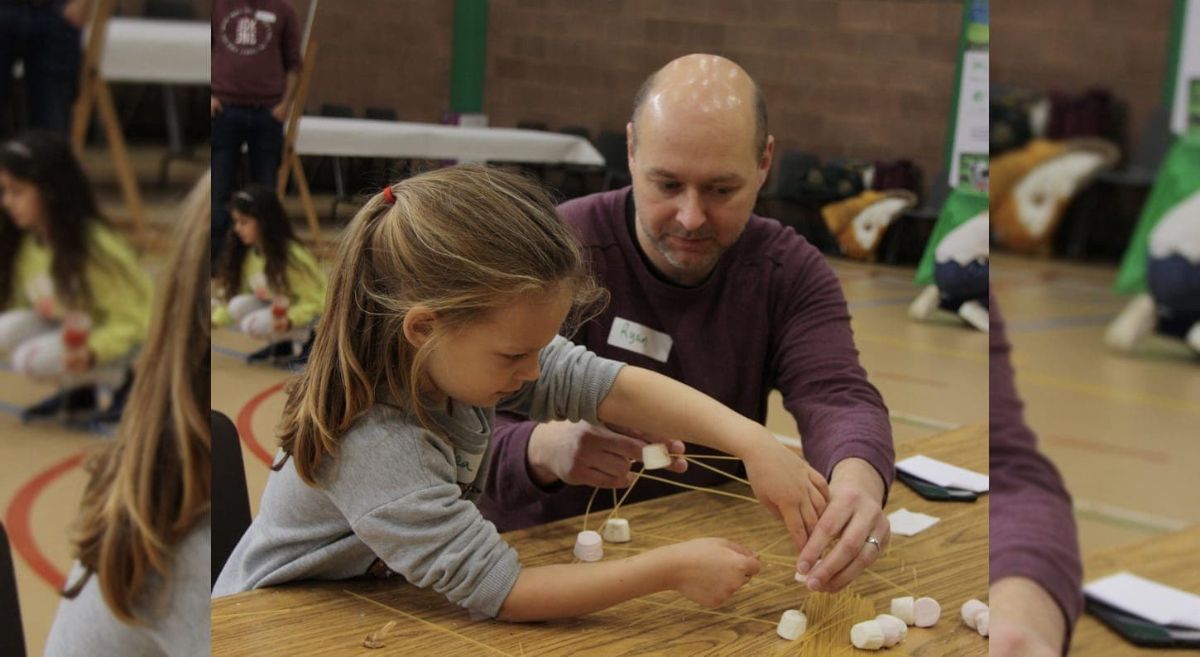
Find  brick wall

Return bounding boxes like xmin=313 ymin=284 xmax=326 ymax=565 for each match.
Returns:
xmin=485 ymin=0 xmax=964 ymax=196
xmin=206 ymin=1 xmax=964 ymax=196
xmin=991 ymin=0 xmax=1173 ymax=155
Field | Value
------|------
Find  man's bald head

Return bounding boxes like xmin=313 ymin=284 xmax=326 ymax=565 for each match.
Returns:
xmin=629 ymin=54 xmax=768 ymax=160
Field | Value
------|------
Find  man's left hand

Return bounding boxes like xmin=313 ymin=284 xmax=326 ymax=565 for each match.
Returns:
xmin=271 ymin=102 xmax=289 ymax=122
xmin=795 ymin=457 xmax=888 ymax=592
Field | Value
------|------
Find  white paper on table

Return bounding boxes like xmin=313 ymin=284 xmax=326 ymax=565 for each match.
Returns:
xmin=888 ymin=508 xmax=940 ymax=537
xmin=1084 ymin=572 xmax=1200 ymax=630
xmin=896 ymin=455 xmax=989 ymax=493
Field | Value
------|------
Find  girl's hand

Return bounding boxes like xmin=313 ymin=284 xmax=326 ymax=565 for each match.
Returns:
xmin=272 ymin=316 xmax=292 ymax=333
xmin=63 ymin=349 xmax=95 ymax=373
xmin=663 ymin=538 xmax=760 ymax=608
xmin=742 ymin=437 xmax=830 ymax=552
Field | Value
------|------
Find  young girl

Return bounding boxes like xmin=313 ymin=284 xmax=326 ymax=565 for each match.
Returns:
xmin=213 ymin=165 xmax=830 ymax=621
xmin=44 ymin=173 xmax=211 ymax=655
xmin=0 ymin=131 xmax=152 ymax=421
xmin=212 ymin=184 xmax=326 ymax=362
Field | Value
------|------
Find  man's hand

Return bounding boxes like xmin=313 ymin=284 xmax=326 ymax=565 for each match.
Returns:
xmin=989 ymin=576 xmax=1066 ymax=656
xmin=271 ymin=102 xmax=289 ymax=122
xmin=61 ymin=0 xmax=91 ymax=29
xmin=741 ymin=437 xmax=830 ymax=552
xmin=211 ymin=96 xmax=223 ymax=117
xmin=526 ymin=420 xmax=686 ymax=488
xmin=795 ymin=457 xmax=888 ymax=592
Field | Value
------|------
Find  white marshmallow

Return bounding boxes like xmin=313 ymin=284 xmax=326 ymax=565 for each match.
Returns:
xmin=574 ymin=530 xmax=603 ymax=562
xmin=641 ymin=443 xmax=672 ymax=469
xmin=890 ymin=596 xmax=915 ymax=625
xmin=961 ymin=599 xmax=988 ymax=629
xmin=914 ymin=596 xmax=941 ymax=627
xmin=794 ymin=571 xmax=807 ymax=585
xmin=776 ymin=609 xmax=808 ymax=640
xmin=601 ymin=518 xmax=631 ymax=543
xmin=874 ymin=614 xmax=907 ymax=647
xmin=975 ymin=610 xmax=989 ymax=637
xmin=850 ymin=620 xmax=885 ymax=650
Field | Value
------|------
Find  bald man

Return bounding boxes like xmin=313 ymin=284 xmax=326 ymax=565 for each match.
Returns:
xmin=478 ymin=55 xmax=894 ymax=592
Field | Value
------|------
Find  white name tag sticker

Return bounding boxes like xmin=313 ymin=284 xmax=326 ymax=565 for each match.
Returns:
xmin=607 ymin=317 xmax=673 ymax=363
xmin=254 ymin=10 xmax=277 ymax=23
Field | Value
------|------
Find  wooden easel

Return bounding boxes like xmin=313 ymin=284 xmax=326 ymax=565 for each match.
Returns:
xmin=276 ymin=40 xmax=322 ymax=244
xmin=70 ymin=0 xmax=148 ymax=246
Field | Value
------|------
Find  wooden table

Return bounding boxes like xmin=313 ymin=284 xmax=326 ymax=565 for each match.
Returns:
xmin=1071 ymin=525 xmax=1200 ymax=655
xmin=212 ymin=424 xmax=988 ymax=656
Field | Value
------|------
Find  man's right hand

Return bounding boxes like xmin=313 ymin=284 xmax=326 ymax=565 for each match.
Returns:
xmin=211 ymin=96 xmax=223 ymax=116
xmin=526 ymin=420 xmax=686 ymax=488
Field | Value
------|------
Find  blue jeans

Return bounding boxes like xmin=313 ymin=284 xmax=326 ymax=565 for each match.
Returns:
xmin=211 ymin=104 xmax=284 ymax=261
xmin=934 ymin=259 xmax=989 ymax=311
xmin=0 ymin=4 xmax=82 ymax=137
xmin=1148 ymin=253 xmax=1200 ymax=338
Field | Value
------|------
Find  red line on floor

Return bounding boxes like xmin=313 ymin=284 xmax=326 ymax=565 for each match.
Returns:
xmin=5 ymin=451 xmax=86 ymax=589
xmin=236 ymin=381 xmax=286 ymax=467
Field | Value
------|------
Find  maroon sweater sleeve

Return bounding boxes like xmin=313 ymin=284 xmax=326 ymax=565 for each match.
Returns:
xmin=771 ymin=242 xmax=895 ymax=497
xmin=990 ymin=297 xmax=1083 ymax=645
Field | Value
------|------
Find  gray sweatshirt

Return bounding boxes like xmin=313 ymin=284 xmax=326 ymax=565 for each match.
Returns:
xmin=43 ymin=515 xmax=212 ymax=657
xmin=212 ymin=336 xmax=623 ymax=618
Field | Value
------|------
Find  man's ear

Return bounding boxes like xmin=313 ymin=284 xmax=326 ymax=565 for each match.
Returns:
xmin=402 ymin=305 xmax=438 ymax=348
xmin=626 ymin=121 xmax=636 ymax=170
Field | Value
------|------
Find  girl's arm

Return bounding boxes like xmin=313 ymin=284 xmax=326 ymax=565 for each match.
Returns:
xmin=283 ymin=244 xmax=326 ymax=328
xmin=497 ymin=538 xmax=759 ymax=622
xmin=597 ymin=366 xmax=830 ymax=552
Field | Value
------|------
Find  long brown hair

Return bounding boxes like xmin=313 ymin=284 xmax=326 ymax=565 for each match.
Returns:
xmin=62 ymin=173 xmax=212 ymax=623
xmin=0 ymin=131 xmax=111 ymax=309
xmin=276 ymin=165 xmax=605 ymax=485
xmin=215 ymin=184 xmax=296 ymax=299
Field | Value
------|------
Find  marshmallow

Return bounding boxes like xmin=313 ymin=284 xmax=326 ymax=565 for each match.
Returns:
xmin=975 ymin=610 xmax=989 ymax=637
xmin=961 ymin=599 xmax=988 ymax=629
xmin=641 ymin=443 xmax=672 ymax=469
xmin=794 ymin=571 xmax=807 ymax=585
xmin=874 ymin=614 xmax=907 ymax=647
xmin=776 ymin=609 xmax=808 ymax=640
xmin=601 ymin=518 xmax=631 ymax=543
xmin=890 ymin=596 xmax=915 ymax=625
xmin=574 ymin=530 xmax=603 ymax=562
xmin=850 ymin=620 xmax=885 ymax=650
xmin=914 ymin=596 xmax=941 ymax=627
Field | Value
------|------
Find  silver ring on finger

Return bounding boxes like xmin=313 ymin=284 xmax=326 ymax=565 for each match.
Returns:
xmin=865 ymin=536 xmax=882 ymax=552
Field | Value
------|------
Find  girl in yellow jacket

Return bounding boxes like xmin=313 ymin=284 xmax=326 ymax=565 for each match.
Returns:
xmin=0 ymin=131 xmax=152 ymax=421
xmin=212 ymin=184 xmax=326 ymax=362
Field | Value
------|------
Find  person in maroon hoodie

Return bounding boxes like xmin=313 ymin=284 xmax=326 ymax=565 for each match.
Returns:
xmin=210 ymin=0 xmax=301 ymax=261
xmin=477 ymin=54 xmax=895 ymax=593
xmin=990 ymin=297 xmax=1082 ymax=656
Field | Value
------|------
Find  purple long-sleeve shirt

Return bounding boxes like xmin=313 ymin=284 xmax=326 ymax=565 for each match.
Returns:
xmin=212 ymin=0 xmax=302 ymax=106
xmin=476 ymin=188 xmax=894 ymax=531
xmin=990 ymin=297 xmax=1082 ymax=643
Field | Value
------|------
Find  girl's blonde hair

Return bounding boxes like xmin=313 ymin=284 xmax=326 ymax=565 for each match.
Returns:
xmin=62 ymin=172 xmax=211 ymax=622
xmin=277 ymin=165 xmax=605 ymax=485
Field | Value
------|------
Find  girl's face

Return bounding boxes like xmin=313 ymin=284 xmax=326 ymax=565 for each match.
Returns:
xmin=422 ymin=287 xmax=573 ymax=408
xmin=231 ymin=209 xmax=261 ymax=247
xmin=0 ymin=170 xmax=46 ymax=232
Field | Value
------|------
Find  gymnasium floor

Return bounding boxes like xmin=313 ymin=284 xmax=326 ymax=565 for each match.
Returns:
xmin=0 ymin=147 xmax=208 ymax=657
xmin=991 ymin=252 xmax=1199 ymax=555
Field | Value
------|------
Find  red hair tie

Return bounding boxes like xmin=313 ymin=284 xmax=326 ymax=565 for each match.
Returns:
xmin=382 ymin=185 xmax=395 ymax=204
